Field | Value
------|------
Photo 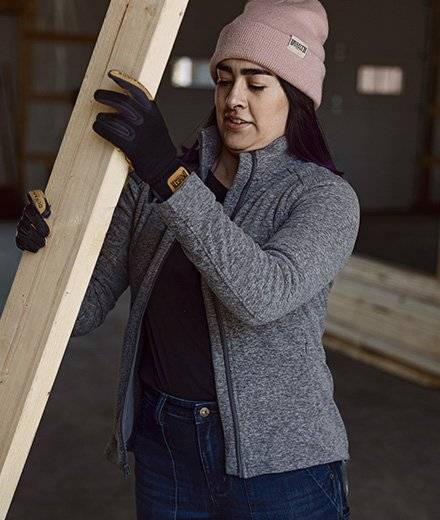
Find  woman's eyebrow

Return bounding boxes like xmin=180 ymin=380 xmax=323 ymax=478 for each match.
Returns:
xmin=216 ymin=64 xmax=274 ymax=76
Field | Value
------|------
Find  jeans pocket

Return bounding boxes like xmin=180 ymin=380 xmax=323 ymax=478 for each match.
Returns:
xmin=305 ymin=461 xmax=351 ymax=519
xmin=305 ymin=462 xmax=340 ymax=513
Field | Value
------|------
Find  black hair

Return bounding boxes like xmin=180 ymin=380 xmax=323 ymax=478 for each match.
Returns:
xmin=179 ymin=76 xmax=344 ymax=177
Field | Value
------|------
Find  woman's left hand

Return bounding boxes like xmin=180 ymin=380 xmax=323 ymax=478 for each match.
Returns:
xmin=92 ymin=69 xmax=186 ymax=201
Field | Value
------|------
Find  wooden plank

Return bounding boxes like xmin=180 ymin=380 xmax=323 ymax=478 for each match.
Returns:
xmin=0 ymin=1 xmax=189 ymax=517
xmin=324 ymin=333 xmax=440 ymax=389
xmin=329 ymin=280 xmax=439 ymax=356
xmin=340 ymin=254 xmax=439 ymax=302
xmin=327 ymin=254 xmax=440 ymax=386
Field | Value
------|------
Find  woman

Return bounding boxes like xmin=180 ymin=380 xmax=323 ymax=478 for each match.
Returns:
xmin=15 ymin=0 xmax=359 ymax=518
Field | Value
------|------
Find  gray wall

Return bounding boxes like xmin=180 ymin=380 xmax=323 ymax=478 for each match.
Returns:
xmin=1 ymin=0 xmax=109 ymax=191
xmin=321 ymin=0 xmax=429 ymax=210
xmin=0 ymin=0 xmax=433 ymax=211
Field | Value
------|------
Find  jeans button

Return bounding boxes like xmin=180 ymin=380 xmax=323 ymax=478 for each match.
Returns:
xmin=199 ymin=407 xmax=210 ymax=417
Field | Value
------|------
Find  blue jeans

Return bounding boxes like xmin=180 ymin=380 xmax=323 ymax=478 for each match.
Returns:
xmin=131 ymin=383 xmax=351 ymax=519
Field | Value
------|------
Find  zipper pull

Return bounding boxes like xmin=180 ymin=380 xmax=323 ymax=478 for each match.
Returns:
xmin=123 ymin=462 xmax=131 ymax=479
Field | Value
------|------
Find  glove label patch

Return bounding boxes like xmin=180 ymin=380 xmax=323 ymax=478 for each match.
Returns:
xmin=167 ymin=166 xmax=191 ymax=193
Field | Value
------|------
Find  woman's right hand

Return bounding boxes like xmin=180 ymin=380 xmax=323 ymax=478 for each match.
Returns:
xmin=15 ymin=190 xmax=51 ymax=253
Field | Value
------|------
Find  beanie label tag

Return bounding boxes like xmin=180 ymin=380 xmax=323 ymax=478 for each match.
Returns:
xmin=287 ymin=34 xmax=308 ymax=59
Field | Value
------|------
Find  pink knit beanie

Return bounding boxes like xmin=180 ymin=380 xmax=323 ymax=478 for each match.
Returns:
xmin=209 ymin=0 xmax=329 ymax=110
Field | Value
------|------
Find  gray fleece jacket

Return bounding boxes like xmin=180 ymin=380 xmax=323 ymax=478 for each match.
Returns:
xmin=71 ymin=123 xmax=360 ymax=480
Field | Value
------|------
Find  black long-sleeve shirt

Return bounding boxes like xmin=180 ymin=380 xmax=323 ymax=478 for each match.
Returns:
xmin=138 ymin=168 xmax=228 ymax=400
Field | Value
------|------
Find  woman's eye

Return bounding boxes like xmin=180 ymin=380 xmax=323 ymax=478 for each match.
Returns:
xmin=216 ymin=80 xmax=265 ymax=91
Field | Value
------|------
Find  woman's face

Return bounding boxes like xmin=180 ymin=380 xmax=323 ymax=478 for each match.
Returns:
xmin=214 ymin=58 xmax=290 ymax=154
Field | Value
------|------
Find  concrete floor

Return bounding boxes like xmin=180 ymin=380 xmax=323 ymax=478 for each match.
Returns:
xmin=1 ymin=217 xmax=439 ymax=519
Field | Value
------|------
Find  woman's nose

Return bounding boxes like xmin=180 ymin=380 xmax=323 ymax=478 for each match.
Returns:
xmin=225 ymin=82 xmax=247 ymax=108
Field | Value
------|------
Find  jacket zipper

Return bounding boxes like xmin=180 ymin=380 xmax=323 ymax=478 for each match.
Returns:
xmin=122 ymin=153 xmax=256 ymax=479
xmin=230 ymin=152 xmax=257 ymax=220
xmin=215 ymin=152 xmax=257 ymax=478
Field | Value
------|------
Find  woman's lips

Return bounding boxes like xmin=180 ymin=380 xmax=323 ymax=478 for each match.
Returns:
xmin=225 ymin=118 xmax=252 ymax=131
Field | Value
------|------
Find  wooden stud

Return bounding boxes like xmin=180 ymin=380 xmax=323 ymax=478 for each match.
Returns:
xmin=0 ymin=1 xmax=189 ymax=517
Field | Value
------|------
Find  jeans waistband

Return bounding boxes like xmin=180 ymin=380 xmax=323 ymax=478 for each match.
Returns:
xmin=140 ymin=382 xmax=219 ymax=422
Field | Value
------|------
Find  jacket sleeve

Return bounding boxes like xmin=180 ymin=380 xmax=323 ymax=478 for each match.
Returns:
xmin=70 ymin=173 xmax=141 ymax=337
xmin=155 ymin=171 xmax=360 ymax=326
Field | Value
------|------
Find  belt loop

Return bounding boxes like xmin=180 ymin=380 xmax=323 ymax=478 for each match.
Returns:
xmin=154 ymin=393 xmax=167 ymax=426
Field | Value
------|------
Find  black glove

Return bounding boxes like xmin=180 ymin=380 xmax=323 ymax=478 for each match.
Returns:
xmin=15 ymin=190 xmax=51 ymax=253
xmin=93 ymin=69 xmax=189 ymax=202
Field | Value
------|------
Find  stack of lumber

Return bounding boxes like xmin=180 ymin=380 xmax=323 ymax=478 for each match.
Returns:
xmin=326 ymin=254 xmax=440 ymax=388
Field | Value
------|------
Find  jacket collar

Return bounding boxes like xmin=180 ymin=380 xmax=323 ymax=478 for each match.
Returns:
xmin=197 ymin=124 xmax=298 ymax=185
